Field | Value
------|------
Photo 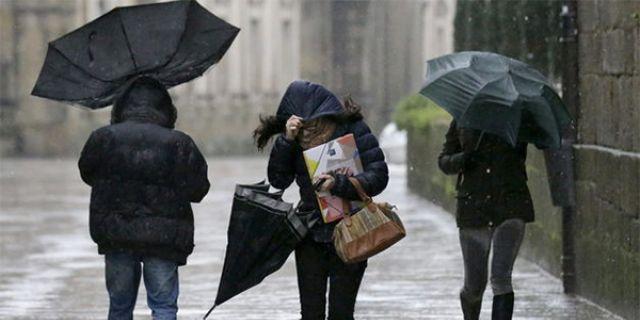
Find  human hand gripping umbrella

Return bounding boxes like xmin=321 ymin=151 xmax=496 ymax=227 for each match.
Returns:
xmin=31 ymin=0 xmax=239 ymax=108
xmin=420 ymin=51 xmax=572 ymax=149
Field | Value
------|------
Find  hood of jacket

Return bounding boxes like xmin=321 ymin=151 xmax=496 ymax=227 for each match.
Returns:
xmin=275 ymin=80 xmax=343 ymax=121
xmin=111 ymin=77 xmax=176 ymax=128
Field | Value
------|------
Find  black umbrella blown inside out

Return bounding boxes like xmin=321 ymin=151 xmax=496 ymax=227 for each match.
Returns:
xmin=203 ymin=181 xmax=308 ymax=319
xmin=31 ymin=0 xmax=239 ymax=108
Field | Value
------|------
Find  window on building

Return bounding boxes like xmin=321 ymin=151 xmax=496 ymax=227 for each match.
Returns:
xmin=211 ymin=14 xmax=230 ymax=95
xmin=435 ymin=0 xmax=448 ymax=17
xmin=281 ymin=19 xmax=292 ymax=86
xmin=249 ymin=17 xmax=263 ymax=91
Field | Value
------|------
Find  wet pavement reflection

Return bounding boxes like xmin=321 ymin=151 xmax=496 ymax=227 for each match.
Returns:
xmin=0 ymin=158 xmax=621 ymax=319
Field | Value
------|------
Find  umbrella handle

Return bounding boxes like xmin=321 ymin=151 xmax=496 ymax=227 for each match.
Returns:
xmin=203 ymin=304 xmax=216 ymax=319
xmin=88 ymin=31 xmax=97 ymax=62
xmin=474 ymin=131 xmax=485 ymax=151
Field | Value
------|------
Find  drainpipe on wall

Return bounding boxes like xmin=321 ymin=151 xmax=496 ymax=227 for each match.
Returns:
xmin=547 ymin=0 xmax=579 ymax=294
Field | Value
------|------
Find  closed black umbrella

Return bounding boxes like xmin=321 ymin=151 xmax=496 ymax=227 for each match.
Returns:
xmin=420 ymin=51 xmax=571 ymax=149
xmin=31 ymin=0 xmax=239 ymax=109
xmin=204 ymin=182 xmax=308 ymax=319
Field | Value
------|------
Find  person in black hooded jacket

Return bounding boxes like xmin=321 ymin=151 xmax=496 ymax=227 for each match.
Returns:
xmin=438 ymin=120 xmax=533 ymax=320
xmin=254 ymin=80 xmax=388 ymax=320
xmin=78 ymin=77 xmax=210 ymax=320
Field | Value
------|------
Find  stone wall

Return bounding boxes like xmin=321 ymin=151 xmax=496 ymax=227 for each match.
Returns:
xmin=573 ymin=1 xmax=640 ymax=319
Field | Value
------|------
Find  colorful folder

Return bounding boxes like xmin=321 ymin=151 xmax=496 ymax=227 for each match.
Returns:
xmin=303 ymin=134 xmax=363 ymax=223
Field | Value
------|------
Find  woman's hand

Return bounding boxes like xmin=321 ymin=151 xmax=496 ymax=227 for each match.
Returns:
xmin=285 ymin=115 xmax=303 ymax=141
xmin=315 ymin=173 xmax=335 ymax=192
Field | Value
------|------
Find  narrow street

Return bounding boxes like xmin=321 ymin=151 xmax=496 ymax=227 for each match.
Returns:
xmin=0 ymin=158 xmax=621 ymax=319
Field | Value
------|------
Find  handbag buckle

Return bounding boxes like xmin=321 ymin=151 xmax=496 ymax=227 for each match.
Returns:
xmin=343 ymin=215 xmax=352 ymax=227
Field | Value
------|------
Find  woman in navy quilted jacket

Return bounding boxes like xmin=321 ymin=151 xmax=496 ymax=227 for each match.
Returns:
xmin=253 ymin=80 xmax=388 ymax=320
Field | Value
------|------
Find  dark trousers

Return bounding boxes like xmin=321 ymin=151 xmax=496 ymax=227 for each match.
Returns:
xmin=459 ymin=219 xmax=525 ymax=303
xmin=295 ymin=238 xmax=367 ymax=320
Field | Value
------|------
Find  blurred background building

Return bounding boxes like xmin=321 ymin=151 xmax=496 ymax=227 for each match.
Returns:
xmin=0 ymin=0 xmax=303 ymax=156
xmin=299 ymin=0 xmax=456 ymax=133
xmin=0 ymin=0 xmax=456 ymax=156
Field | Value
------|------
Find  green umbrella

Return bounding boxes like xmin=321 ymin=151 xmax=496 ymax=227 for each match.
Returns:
xmin=420 ymin=51 xmax=571 ymax=149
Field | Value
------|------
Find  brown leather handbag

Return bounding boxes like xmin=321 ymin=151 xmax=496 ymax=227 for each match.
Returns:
xmin=333 ymin=177 xmax=406 ymax=264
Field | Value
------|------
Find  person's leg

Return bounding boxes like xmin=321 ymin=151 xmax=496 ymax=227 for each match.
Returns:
xmin=105 ymin=252 xmax=142 ymax=320
xmin=295 ymin=238 xmax=329 ymax=320
xmin=327 ymin=248 xmax=367 ymax=320
xmin=459 ymin=227 xmax=492 ymax=320
xmin=142 ymin=256 xmax=179 ymax=320
xmin=490 ymin=219 xmax=525 ymax=320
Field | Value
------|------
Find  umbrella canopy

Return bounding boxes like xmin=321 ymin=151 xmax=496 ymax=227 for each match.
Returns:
xmin=31 ymin=0 xmax=239 ymax=109
xmin=420 ymin=51 xmax=571 ymax=149
xmin=204 ymin=182 xmax=307 ymax=319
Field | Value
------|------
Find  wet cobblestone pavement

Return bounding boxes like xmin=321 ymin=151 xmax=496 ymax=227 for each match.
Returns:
xmin=0 ymin=158 xmax=622 ymax=319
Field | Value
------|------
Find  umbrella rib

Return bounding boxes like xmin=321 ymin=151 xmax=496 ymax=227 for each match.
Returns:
xmin=458 ymin=77 xmax=506 ymax=120
xmin=117 ymin=9 xmax=139 ymax=72
xmin=151 ymin=1 xmax=194 ymax=80
xmin=35 ymin=46 xmax=116 ymax=103
xmin=47 ymin=44 xmax=115 ymax=87
xmin=158 ymin=28 xmax=239 ymax=86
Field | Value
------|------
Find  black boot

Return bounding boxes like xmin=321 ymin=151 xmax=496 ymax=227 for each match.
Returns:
xmin=491 ymin=292 xmax=514 ymax=320
xmin=460 ymin=293 xmax=482 ymax=320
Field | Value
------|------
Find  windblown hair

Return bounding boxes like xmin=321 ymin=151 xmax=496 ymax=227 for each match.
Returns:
xmin=111 ymin=76 xmax=177 ymax=129
xmin=253 ymin=96 xmax=364 ymax=151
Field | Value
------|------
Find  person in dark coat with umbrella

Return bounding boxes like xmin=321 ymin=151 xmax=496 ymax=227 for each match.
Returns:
xmin=253 ymin=80 xmax=388 ymax=320
xmin=438 ymin=120 xmax=533 ymax=320
xmin=424 ymin=51 xmax=570 ymax=320
xmin=78 ymin=77 xmax=210 ymax=320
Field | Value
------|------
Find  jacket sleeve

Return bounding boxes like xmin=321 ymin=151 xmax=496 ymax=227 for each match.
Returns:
xmin=78 ymin=129 xmax=110 ymax=186
xmin=176 ymin=136 xmax=210 ymax=203
xmin=331 ymin=120 xmax=389 ymax=201
xmin=438 ymin=120 xmax=466 ymax=175
xmin=267 ymin=135 xmax=298 ymax=190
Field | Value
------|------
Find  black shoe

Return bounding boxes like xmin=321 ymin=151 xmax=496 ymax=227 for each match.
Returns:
xmin=460 ymin=293 xmax=482 ymax=320
xmin=491 ymin=292 xmax=514 ymax=320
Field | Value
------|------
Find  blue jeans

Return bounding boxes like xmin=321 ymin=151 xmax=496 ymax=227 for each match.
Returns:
xmin=105 ymin=252 xmax=179 ymax=320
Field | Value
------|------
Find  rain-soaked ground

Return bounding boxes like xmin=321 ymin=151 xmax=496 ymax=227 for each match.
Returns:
xmin=0 ymin=158 xmax=622 ymax=319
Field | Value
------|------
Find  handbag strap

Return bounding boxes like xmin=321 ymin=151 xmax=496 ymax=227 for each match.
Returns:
xmin=348 ymin=177 xmax=378 ymax=213
xmin=348 ymin=177 xmax=370 ymax=202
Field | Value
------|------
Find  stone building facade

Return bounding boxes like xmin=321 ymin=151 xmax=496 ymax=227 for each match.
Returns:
xmin=0 ymin=0 xmax=301 ymax=156
xmin=174 ymin=0 xmax=301 ymax=154
xmin=299 ymin=0 xmax=456 ymax=133
xmin=1 ymin=0 xmax=458 ymax=156
xmin=0 ymin=0 xmax=103 ymax=156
